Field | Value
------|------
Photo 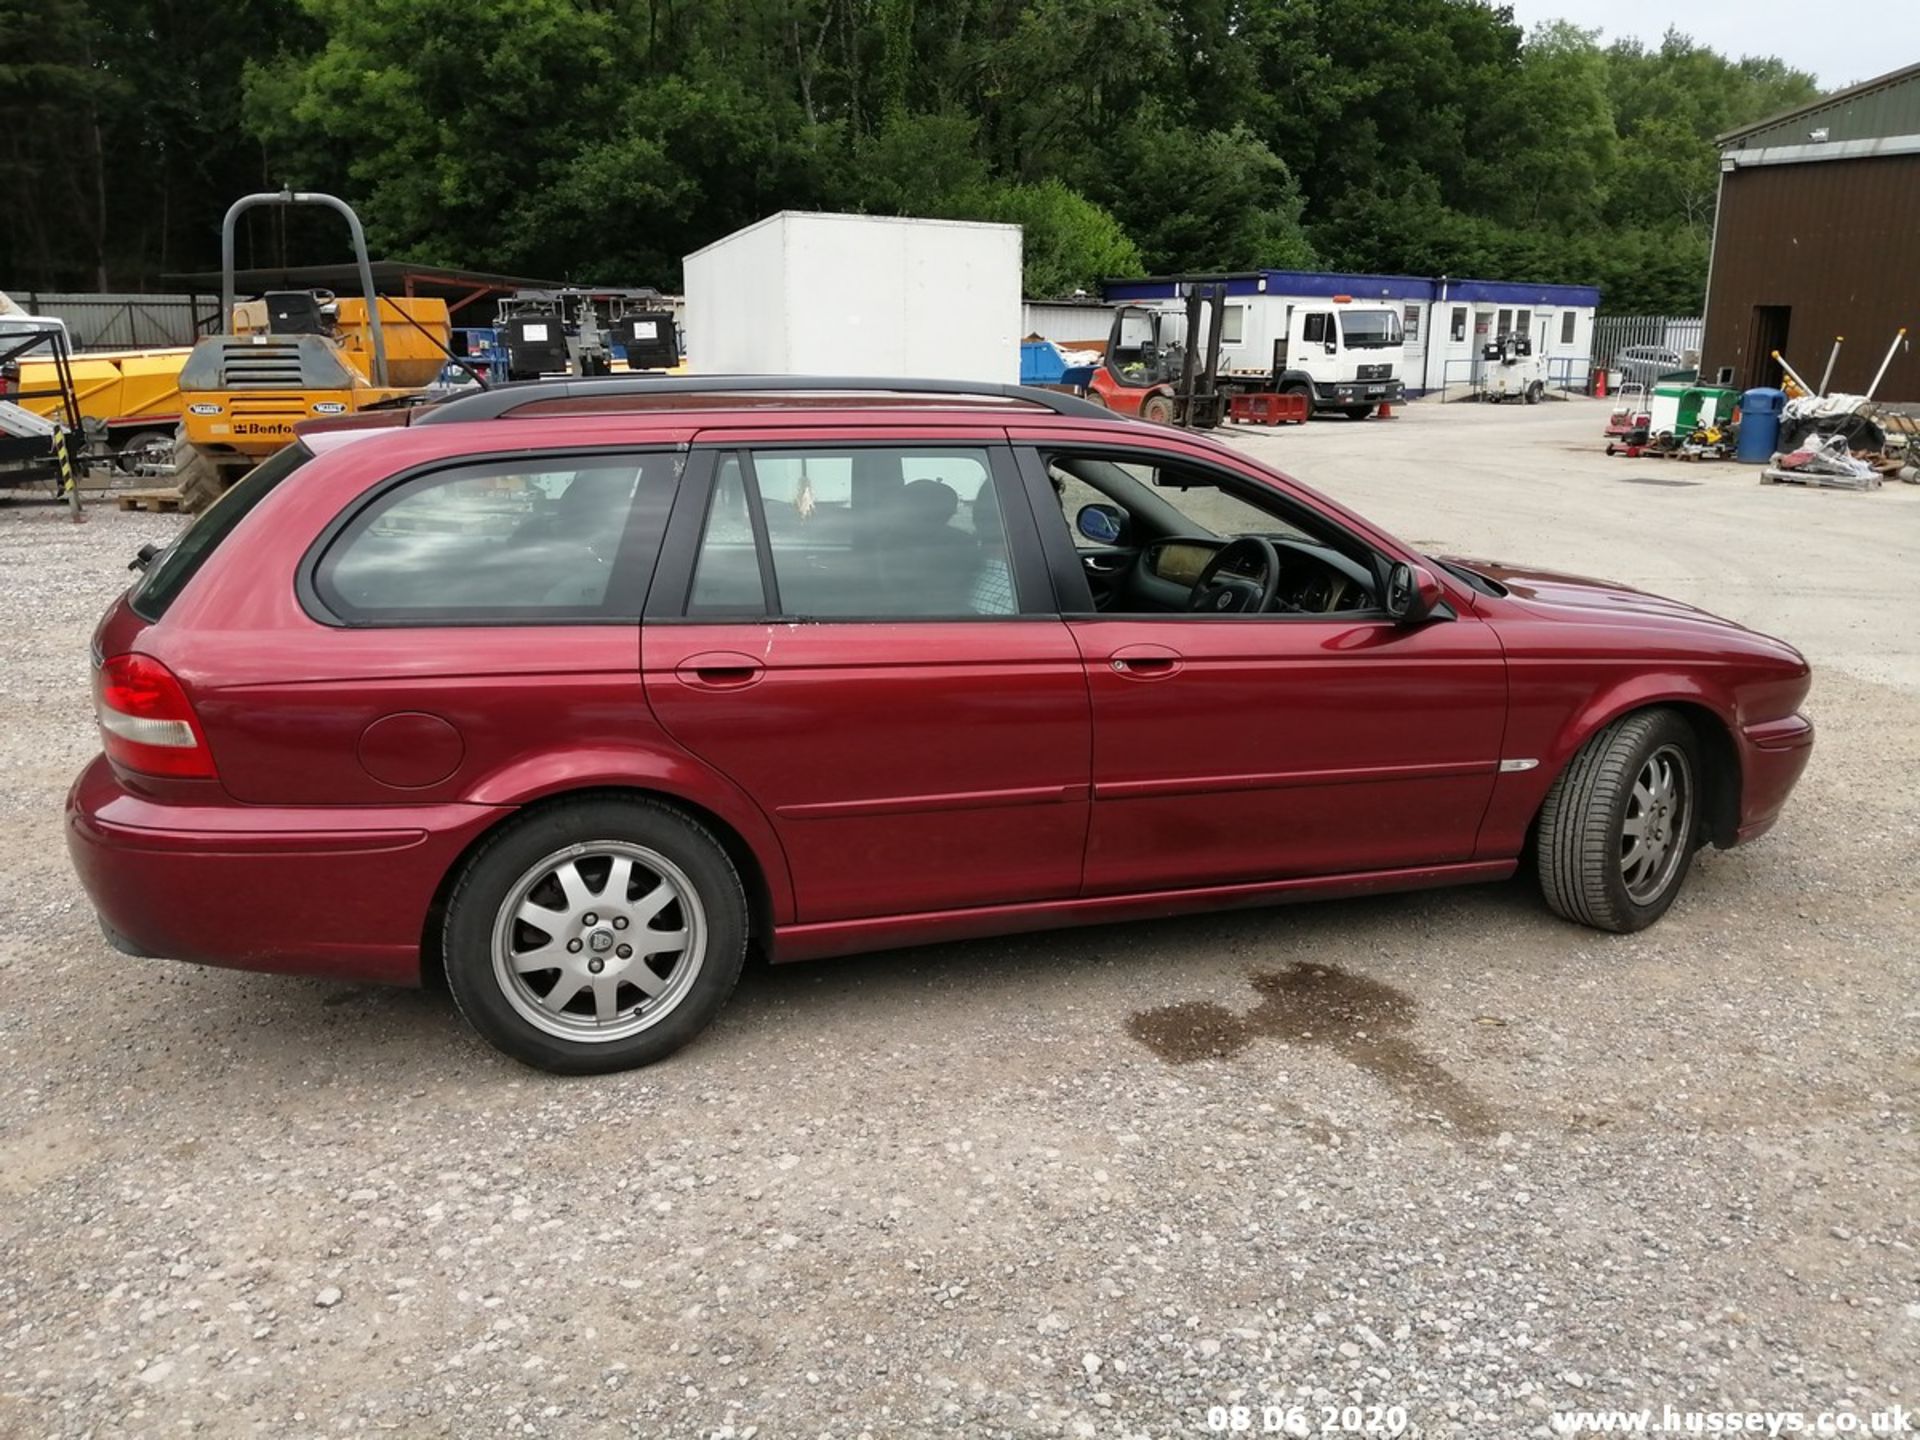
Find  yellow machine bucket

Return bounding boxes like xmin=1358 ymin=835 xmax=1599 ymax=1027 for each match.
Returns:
xmin=333 ymin=297 xmax=452 ymax=389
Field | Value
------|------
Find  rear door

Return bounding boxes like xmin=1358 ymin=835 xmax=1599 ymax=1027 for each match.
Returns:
xmin=642 ymin=435 xmax=1092 ymax=924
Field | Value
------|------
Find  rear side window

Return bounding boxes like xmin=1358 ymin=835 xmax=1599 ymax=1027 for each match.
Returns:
xmin=130 ymin=442 xmax=311 ymax=620
xmin=311 ymin=452 xmax=677 ymax=624
xmin=687 ymin=446 xmax=1018 ymax=618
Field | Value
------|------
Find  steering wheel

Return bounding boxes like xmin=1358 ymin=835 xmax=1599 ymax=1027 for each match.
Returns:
xmin=1188 ymin=536 xmax=1286 ymax=614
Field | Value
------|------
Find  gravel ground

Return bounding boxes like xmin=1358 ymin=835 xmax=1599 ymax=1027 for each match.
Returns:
xmin=1 ymin=403 xmax=1916 ymax=1439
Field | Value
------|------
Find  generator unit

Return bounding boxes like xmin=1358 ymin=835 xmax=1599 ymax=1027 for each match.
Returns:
xmin=1479 ymin=331 xmax=1547 ymax=404
xmin=502 ymin=313 xmax=575 ymax=381
xmin=614 ymin=312 xmax=680 ymax=370
xmin=498 ymin=290 xmax=678 ymax=380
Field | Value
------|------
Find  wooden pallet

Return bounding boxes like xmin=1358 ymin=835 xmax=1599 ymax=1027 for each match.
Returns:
xmin=1760 ymin=465 xmax=1880 ymax=491
xmin=115 ymin=488 xmax=185 ymax=512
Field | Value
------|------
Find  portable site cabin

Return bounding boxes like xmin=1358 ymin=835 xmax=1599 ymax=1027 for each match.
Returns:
xmin=1099 ymin=270 xmax=1600 ymax=398
xmin=684 ymin=212 xmax=1023 ymax=382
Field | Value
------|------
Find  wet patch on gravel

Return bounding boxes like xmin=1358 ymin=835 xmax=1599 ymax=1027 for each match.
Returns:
xmin=1130 ymin=963 xmax=1498 ymax=1136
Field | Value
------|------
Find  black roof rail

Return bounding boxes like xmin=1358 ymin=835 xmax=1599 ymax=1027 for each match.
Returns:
xmin=411 ymin=374 xmax=1123 ymax=425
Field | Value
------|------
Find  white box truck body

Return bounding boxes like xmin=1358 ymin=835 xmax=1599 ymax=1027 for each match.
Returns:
xmin=683 ymin=212 xmax=1023 ymax=383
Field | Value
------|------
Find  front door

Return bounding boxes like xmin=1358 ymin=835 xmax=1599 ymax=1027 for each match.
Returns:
xmin=643 ymin=441 xmax=1091 ymax=923
xmin=1024 ymin=446 xmax=1506 ymax=896
xmin=1746 ymin=305 xmax=1791 ymax=390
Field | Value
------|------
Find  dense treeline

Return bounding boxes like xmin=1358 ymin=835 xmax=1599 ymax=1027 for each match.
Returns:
xmin=2 ymin=0 xmax=1820 ymax=312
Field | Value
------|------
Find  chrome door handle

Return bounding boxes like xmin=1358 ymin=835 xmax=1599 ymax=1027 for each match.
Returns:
xmin=1108 ymin=644 xmax=1183 ymax=680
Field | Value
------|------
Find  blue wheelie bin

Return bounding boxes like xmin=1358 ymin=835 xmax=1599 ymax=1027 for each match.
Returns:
xmin=1736 ymin=387 xmax=1786 ymax=464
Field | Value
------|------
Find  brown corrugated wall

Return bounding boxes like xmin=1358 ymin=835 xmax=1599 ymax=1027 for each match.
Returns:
xmin=1702 ymin=153 xmax=1920 ymax=401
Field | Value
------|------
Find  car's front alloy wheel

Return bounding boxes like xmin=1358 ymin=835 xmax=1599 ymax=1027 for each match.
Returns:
xmin=445 ymin=797 xmax=747 ymax=1073
xmin=1536 ymin=708 xmax=1701 ymax=933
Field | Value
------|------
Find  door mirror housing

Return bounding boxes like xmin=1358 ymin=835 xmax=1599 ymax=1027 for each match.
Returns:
xmin=1076 ymin=503 xmax=1127 ymax=546
xmin=1384 ymin=561 xmax=1445 ymax=626
xmin=1324 ymin=341 xmax=1338 ymax=356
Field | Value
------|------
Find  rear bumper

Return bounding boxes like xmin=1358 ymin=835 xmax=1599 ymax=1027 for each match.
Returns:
xmin=65 ymin=754 xmax=509 ymax=985
xmin=1732 ymin=712 xmax=1815 ymax=844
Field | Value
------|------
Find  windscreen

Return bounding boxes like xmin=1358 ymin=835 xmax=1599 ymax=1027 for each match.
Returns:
xmin=1339 ymin=310 xmax=1403 ymax=349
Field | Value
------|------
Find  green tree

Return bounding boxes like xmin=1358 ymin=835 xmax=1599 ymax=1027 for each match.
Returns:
xmin=0 ymin=0 xmax=1833 ymax=316
xmin=969 ymin=179 xmax=1144 ymax=295
xmin=1098 ymin=115 xmax=1317 ymax=273
xmin=1 ymin=0 xmax=318 ymax=290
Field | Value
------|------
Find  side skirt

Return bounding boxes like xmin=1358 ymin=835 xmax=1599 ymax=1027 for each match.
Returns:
xmin=770 ymin=859 xmax=1518 ymax=964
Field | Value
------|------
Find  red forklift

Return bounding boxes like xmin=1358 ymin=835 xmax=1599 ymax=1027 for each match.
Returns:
xmin=1083 ymin=283 xmax=1227 ymax=428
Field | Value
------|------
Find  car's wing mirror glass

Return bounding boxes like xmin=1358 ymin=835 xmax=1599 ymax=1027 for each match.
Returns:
xmin=1077 ymin=503 xmax=1127 ymax=546
xmin=1385 ymin=561 xmax=1445 ymax=626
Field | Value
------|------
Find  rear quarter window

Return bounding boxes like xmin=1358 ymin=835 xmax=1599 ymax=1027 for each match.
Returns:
xmin=308 ymin=451 xmax=679 ymax=625
xmin=130 ymin=443 xmax=310 ymax=621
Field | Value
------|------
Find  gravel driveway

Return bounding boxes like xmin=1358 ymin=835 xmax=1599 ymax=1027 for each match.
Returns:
xmin=2 ymin=402 xmax=1915 ymax=1438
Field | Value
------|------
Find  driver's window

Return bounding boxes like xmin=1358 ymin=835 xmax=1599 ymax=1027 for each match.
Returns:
xmin=1151 ymin=470 xmax=1312 ymax=543
xmin=1040 ymin=451 xmax=1379 ymax=619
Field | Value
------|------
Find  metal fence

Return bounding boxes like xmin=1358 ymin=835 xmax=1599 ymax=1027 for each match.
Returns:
xmin=1591 ymin=315 xmax=1703 ymax=369
xmin=7 ymin=292 xmax=219 ymax=351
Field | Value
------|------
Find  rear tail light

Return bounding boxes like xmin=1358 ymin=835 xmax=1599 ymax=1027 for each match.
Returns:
xmin=94 ymin=654 xmax=216 ymax=778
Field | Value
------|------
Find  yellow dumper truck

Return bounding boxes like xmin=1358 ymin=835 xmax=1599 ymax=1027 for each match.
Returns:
xmin=174 ymin=191 xmax=455 ymax=509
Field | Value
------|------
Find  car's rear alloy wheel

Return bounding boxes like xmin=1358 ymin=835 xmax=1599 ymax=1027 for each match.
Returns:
xmin=1536 ymin=709 xmax=1700 ymax=933
xmin=445 ymin=798 xmax=747 ymax=1073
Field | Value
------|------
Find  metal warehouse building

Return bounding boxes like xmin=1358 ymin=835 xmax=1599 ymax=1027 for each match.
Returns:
xmin=1098 ymin=271 xmax=1600 ymax=398
xmin=1704 ymin=61 xmax=1920 ymax=400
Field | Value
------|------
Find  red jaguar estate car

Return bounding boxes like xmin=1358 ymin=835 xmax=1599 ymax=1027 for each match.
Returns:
xmin=68 ymin=378 xmax=1814 ymax=1073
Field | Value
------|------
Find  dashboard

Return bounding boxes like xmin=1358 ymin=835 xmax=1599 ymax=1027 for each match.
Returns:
xmin=1144 ymin=537 xmax=1377 ymax=614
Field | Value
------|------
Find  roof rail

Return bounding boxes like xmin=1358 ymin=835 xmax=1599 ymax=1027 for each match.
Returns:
xmin=411 ymin=374 xmax=1122 ymax=425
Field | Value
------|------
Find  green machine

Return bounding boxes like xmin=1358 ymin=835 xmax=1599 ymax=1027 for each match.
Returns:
xmin=1648 ymin=381 xmax=1740 ymax=443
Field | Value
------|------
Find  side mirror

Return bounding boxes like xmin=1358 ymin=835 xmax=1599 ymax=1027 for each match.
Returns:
xmin=1076 ymin=503 xmax=1127 ymax=546
xmin=1324 ymin=340 xmax=1338 ymax=356
xmin=1384 ymin=561 xmax=1445 ymax=626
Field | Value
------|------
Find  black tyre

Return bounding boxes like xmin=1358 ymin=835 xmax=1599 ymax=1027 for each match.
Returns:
xmin=1535 ymin=709 xmax=1701 ymax=933
xmin=1141 ymin=393 xmax=1177 ymax=425
xmin=1525 ymin=382 xmax=1544 ymax=405
xmin=173 ymin=444 xmax=228 ymax=514
xmin=1339 ymin=404 xmax=1375 ymax=420
xmin=443 ymin=796 xmax=748 ymax=1074
xmin=1281 ymin=382 xmax=1315 ymax=420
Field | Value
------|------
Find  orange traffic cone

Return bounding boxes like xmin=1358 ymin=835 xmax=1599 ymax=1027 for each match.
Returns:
xmin=1593 ymin=366 xmax=1608 ymax=398
xmin=1377 ymin=400 xmax=1394 ymax=418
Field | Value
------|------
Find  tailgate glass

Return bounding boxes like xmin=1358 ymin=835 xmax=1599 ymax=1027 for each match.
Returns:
xmin=130 ymin=443 xmax=311 ymax=620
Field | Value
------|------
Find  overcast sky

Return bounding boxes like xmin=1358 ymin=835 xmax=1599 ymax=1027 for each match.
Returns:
xmin=1503 ymin=0 xmax=1915 ymax=91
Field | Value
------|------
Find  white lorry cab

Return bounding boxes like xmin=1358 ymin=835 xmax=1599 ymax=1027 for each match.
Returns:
xmin=1256 ymin=299 xmax=1406 ymax=418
